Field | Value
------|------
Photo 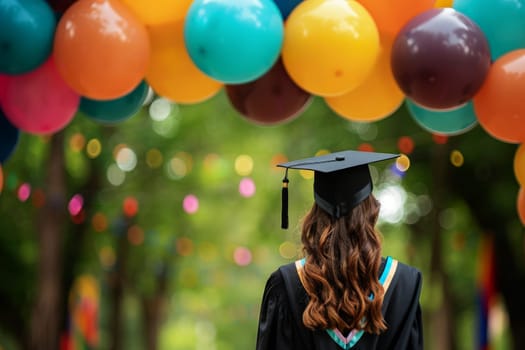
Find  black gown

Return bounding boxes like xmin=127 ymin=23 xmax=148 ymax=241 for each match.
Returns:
xmin=256 ymin=257 xmax=423 ymax=350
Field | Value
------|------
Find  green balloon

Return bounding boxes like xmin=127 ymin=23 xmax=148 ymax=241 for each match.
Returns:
xmin=406 ymin=99 xmax=478 ymax=136
xmin=80 ymin=81 xmax=149 ymax=123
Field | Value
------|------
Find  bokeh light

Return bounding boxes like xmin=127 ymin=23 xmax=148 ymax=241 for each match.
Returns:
xmin=99 ymin=246 xmax=116 ymax=269
xmin=127 ymin=225 xmax=144 ymax=245
xmin=395 ymin=154 xmax=411 ymax=172
xmin=233 ymin=246 xmax=252 ymax=266
xmin=149 ymin=97 xmax=176 ymax=121
xmin=92 ymin=212 xmax=108 ymax=232
xmin=398 ymin=136 xmax=415 ymax=154
xmin=235 ymin=155 xmax=254 ymax=176
xmin=271 ymin=153 xmax=288 ymax=170
xmin=107 ymin=164 xmax=126 ymax=186
xmin=123 ymin=196 xmax=139 ymax=217
xmin=86 ymin=139 xmax=102 ymax=158
xmin=239 ymin=177 xmax=256 ymax=197
xmin=146 ymin=148 xmax=163 ymax=169
xmin=183 ymin=194 xmax=199 ymax=214
xmin=69 ymin=133 xmax=86 ymax=152
xmin=17 ymin=183 xmax=31 ymax=202
xmin=166 ymin=156 xmax=188 ymax=180
xmin=432 ymin=134 xmax=448 ymax=144
xmin=279 ymin=241 xmax=298 ymax=259
xmin=377 ymin=185 xmax=407 ymax=224
xmin=450 ymin=150 xmax=464 ymax=167
xmin=68 ymin=194 xmax=84 ymax=216
xmin=358 ymin=143 xmax=375 ymax=152
xmin=115 ymin=147 xmax=137 ymax=172
xmin=176 ymin=237 xmax=194 ymax=256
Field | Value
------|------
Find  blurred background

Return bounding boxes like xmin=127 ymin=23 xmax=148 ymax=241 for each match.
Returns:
xmin=0 ymin=92 xmax=522 ymax=350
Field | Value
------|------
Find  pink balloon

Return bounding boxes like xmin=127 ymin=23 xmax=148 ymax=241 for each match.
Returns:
xmin=2 ymin=57 xmax=80 ymax=134
xmin=0 ymin=74 xmax=7 ymax=104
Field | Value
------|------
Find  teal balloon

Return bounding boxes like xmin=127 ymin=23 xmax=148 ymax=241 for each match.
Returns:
xmin=0 ymin=0 xmax=56 ymax=74
xmin=454 ymin=0 xmax=525 ymax=60
xmin=184 ymin=0 xmax=284 ymax=84
xmin=406 ymin=99 xmax=478 ymax=135
xmin=80 ymin=81 xmax=149 ymax=123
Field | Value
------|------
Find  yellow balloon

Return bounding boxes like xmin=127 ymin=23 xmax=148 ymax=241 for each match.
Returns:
xmin=146 ymin=21 xmax=223 ymax=104
xmin=434 ymin=0 xmax=453 ymax=8
xmin=325 ymin=36 xmax=404 ymax=121
xmin=514 ymin=143 xmax=525 ymax=186
xmin=282 ymin=0 xmax=380 ymax=97
xmin=121 ymin=0 xmax=193 ymax=25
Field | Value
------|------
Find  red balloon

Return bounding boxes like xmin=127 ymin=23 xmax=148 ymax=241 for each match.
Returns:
xmin=2 ymin=58 xmax=80 ymax=134
xmin=391 ymin=8 xmax=490 ymax=110
xmin=225 ymin=58 xmax=311 ymax=125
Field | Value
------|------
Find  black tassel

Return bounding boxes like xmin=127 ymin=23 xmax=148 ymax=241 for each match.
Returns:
xmin=281 ymin=169 xmax=289 ymax=229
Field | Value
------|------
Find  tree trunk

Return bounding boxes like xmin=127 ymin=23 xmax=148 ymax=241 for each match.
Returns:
xmin=141 ymin=264 xmax=169 ymax=350
xmin=426 ymin=143 xmax=458 ymax=350
xmin=108 ymin=217 xmax=131 ymax=350
xmin=29 ymin=133 xmax=66 ymax=350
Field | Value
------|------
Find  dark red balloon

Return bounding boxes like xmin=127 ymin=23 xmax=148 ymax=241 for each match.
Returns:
xmin=391 ymin=8 xmax=491 ymax=110
xmin=226 ymin=58 xmax=311 ymax=125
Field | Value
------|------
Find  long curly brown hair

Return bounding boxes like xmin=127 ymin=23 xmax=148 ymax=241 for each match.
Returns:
xmin=300 ymin=194 xmax=387 ymax=334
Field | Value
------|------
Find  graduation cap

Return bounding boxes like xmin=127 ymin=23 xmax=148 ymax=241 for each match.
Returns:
xmin=278 ymin=150 xmax=399 ymax=229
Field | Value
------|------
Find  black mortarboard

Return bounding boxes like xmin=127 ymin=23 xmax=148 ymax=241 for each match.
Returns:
xmin=278 ymin=150 xmax=399 ymax=229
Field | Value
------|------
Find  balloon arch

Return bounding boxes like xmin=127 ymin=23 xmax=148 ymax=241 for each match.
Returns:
xmin=1 ymin=0 xmax=525 ymax=220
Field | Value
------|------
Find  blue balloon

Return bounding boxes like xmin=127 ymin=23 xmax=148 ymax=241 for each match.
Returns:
xmin=406 ymin=99 xmax=478 ymax=135
xmin=0 ymin=108 xmax=20 ymax=163
xmin=184 ymin=0 xmax=284 ymax=84
xmin=272 ymin=0 xmax=302 ymax=19
xmin=453 ymin=0 xmax=525 ymax=60
xmin=79 ymin=81 xmax=149 ymax=124
xmin=0 ymin=0 xmax=56 ymax=74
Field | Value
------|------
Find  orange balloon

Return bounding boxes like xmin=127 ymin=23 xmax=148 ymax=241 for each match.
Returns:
xmin=517 ymin=187 xmax=525 ymax=225
xmin=146 ymin=21 xmax=222 ymax=104
xmin=53 ymin=0 xmax=150 ymax=100
xmin=120 ymin=0 xmax=193 ymax=25
xmin=357 ymin=0 xmax=435 ymax=37
xmin=473 ymin=49 xmax=525 ymax=144
xmin=325 ymin=36 xmax=404 ymax=121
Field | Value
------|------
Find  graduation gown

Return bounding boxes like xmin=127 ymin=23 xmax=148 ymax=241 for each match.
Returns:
xmin=256 ymin=257 xmax=423 ymax=350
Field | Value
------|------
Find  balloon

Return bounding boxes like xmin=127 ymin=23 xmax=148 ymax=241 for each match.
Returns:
xmin=146 ymin=21 xmax=222 ymax=104
xmin=473 ymin=49 xmax=525 ymax=144
xmin=454 ymin=0 xmax=525 ymax=60
xmin=53 ymin=0 xmax=150 ymax=100
xmin=406 ymin=100 xmax=478 ymax=136
xmin=225 ymin=58 xmax=312 ymax=125
xmin=0 ymin=74 xmax=7 ymax=102
xmin=325 ymin=36 xmax=404 ymax=121
xmin=2 ymin=58 xmax=80 ymax=135
xmin=517 ymin=187 xmax=525 ymax=225
xmin=282 ymin=0 xmax=380 ymax=97
xmin=120 ymin=0 xmax=192 ymax=25
xmin=79 ymin=81 xmax=148 ymax=124
xmin=391 ymin=8 xmax=491 ymax=110
xmin=0 ymin=108 xmax=20 ymax=163
xmin=434 ymin=0 xmax=453 ymax=7
xmin=272 ymin=0 xmax=302 ymax=19
xmin=358 ymin=0 xmax=434 ymax=37
xmin=46 ymin=0 xmax=77 ymax=13
xmin=184 ymin=0 xmax=284 ymax=84
xmin=514 ymin=144 xmax=525 ymax=187
xmin=0 ymin=0 xmax=56 ymax=74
